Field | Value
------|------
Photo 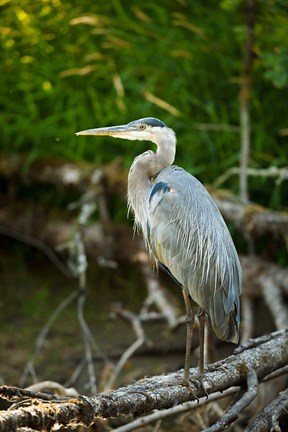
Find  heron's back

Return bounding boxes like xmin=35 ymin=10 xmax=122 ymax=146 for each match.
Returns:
xmin=147 ymin=166 xmax=241 ymax=343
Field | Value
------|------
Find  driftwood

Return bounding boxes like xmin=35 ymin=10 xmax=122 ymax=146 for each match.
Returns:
xmin=0 ymin=330 xmax=287 ymax=431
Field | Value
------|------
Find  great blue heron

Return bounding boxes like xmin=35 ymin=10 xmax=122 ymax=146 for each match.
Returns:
xmin=76 ymin=117 xmax=242 ymax=384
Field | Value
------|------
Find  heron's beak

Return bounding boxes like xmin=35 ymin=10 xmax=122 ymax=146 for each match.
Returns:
xmin=75 ymin=124 xmax=135 ymax=138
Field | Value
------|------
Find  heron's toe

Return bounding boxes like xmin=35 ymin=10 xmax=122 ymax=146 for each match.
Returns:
xmin=182 ymin=373 xmax=208 ymax=400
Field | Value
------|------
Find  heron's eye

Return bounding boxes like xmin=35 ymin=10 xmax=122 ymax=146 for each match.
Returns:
xmin=139 ymin=124 xmax=146 ymax=130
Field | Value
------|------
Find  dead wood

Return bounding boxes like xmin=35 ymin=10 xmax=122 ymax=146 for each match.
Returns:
xmin=0 ymin=152 xmax=126 ymax=196
xmin=1 ymin=152 xmax=287 ymax=239
xmin=0 ymin=201 xmax=288 ymax=291
xmin=240 ymin=256 xmax=288 ymax=298
xmin=0 ymin=206 xmax=141 ymax=265
xmin=0 ymin=329 xmax=287 ymax=431
xmin=213 ymin=194 xmax=288 ymax=238
xmin=245 ymin=387 xmax=288 ymax=431
xmin=1 ymin=154 xmax=288 ymax=431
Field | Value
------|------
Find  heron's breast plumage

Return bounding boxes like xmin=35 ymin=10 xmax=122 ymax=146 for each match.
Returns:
xmin=146 ymin=166 xmax=242 ymax=343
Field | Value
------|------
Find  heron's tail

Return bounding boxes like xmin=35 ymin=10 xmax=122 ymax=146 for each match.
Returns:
xmin=208 ymin=293 xmax=240 ymax=344
xmin=213 ymin=307 xmax=239 ymax=343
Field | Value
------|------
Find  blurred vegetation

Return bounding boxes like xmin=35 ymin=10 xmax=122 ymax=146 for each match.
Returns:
xmin=0 ymin=0 xmax=287 ymax=208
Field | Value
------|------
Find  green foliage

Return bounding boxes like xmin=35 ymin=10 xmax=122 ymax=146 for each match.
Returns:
xmin=0 ymin=0 xmax=287 ymax=208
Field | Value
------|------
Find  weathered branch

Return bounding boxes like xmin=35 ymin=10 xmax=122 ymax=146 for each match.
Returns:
xmin=0 ymin=208 xmax=287 ymax=292
xmin=239 ymin=0 xmax=256 ymax=202
xmin=214 ymin=165 xmax=288 ymax=189
xmin=138 ymin=247 xmax=179 ymax=327
xmin=245 ymin=387 xmax=288 ymax=432
xmin=0 ymin=330 xmax=287 ymax=431
xmin=0 ymin=153 xmax=126 ymax=196
xmin=203 ymin=370 xmax=258 ymax=432
xmin=241 ymin=256 xmax=288 ymax=298
xmin=113 ymin=387 xmax=239 ymax=432
xmin=213 ymin=195 xmax=288 ymax=238
xmin=260 ymin=275 xmax=288 ymax=329
xmin=104 ymin=308 xmax=146 ymax=391
xmin=1 ymin=153 xmax=287 ymax=240
xmin=19 ymin=291 xmax=79 ymax=387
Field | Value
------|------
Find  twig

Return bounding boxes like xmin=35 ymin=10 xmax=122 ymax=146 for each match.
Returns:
xmin=64 ymin=358 xmax=86 ymax=388
xmin=260 ymin=276 xmax=288 ymax=330
xmin=0 ymin=386 xmax=64 ymax=402
xmin=25 ymin=381 xmax=78 ymax=397
xmin=112 ymin=387 xmax=239 ymax=432
xmin=207 ymin=402 xmax=243 ymax=432
xmin=19 ymin=290 xmax=78 ymax=387
xmin=0 ymin=226 xmax=72 ymax=278
xmin=104 ymin=308 xmax=146 ymax=390
xmin=245 ymin=387 xmax=288 ymax=431
xmin=234 ymin=329 xmax=284 ymax=354
xmin=262 ymin=364 xmax=288 ymax=383
xmin=137 ymin=247 xmax=179 ymax=328
xmin=214 ymin=166 xmax=288 ymax=189
xmin=203 ymin=370 xmax=258 ymax=432
xmin=71 ymin=199 xmax=97 ymax=394
xmin=240 ymin=256 xmax=288 ymax=298
xmin=239 ymin=1 xmax=254 ymax=202
xmin=76 ymin=279 xmax=97 ymax=394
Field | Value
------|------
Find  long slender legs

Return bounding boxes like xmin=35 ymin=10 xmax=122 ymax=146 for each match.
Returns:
xmin=182 ymin=289 xmax=206 ymax=383
xmin=182 ymin=288 xmax=195 ymax=384
xmin=197 ymin=311 xmax=206 ymax=377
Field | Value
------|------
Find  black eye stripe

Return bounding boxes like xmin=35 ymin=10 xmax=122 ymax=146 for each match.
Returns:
xmin=128 ymin=117 xmax=166 ymax=128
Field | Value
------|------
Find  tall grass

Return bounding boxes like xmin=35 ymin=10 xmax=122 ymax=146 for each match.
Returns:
xmin=0 ymin=1 xmax=287 ymax=208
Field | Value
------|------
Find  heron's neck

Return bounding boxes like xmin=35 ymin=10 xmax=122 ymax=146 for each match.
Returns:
xmin=127 ymin=134 xmax=176 ymax=232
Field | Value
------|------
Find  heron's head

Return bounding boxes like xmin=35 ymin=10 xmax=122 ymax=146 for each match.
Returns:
xmin=76 ymin=117 xmax=176 ymax=146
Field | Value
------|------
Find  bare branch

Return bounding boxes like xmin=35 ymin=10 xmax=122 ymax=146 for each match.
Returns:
xmin=0 ymin=226 xmax=72 ymax=278
xmin=260 ymin=276 xmax=288 ymax=330
xmin=203 ymin=370 xmax=258 ymax=432
xmin=214 ymin=165 xmax=288 ymax=189
xmin=241 ymin=256 xmax=288 ymax=298
xmin=214 ymin=196 xmax=288 ymax=238
xmin=137 ymin=248 xmax=179 ymax=328
xmin=104 ymin=308 xmax=145 ymax=390
xmin=113 ymin=387 xmax=239 ymax=432
xmin=25 ymin=382 xmax=78 ymax=398
xmin=245 ymin=388 xmax=288 ymax=432
xmin=239 ymin=0 xmax=256 ymax=202
xmin=70 ymin=197 xmax=99 ymax=394
xmin=19 ymin=290 xmax=78 ymax=387
xmin=0 ymin=330 xmax=287 ymax=431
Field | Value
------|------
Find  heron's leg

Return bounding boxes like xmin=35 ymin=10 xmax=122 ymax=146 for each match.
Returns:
xmin=182 ymin=288 xmax=194 ymax=384
xmin=197 ymin=311 xmax=206 ymax=377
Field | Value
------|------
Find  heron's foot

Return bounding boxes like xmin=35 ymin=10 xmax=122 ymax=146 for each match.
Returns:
xmin=182 ymin=372 xmax=208 ymax=400
xmin=182 ymin=377 xmax=200 ymax=401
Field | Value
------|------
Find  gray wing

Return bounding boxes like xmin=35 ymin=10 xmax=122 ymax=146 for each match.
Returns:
xmin=146 ymin=166 xmax=241 ymax=343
